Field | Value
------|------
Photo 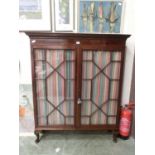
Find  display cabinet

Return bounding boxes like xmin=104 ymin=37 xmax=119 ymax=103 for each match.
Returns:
xmin=26 ymin=32 xmax=130 ymax=143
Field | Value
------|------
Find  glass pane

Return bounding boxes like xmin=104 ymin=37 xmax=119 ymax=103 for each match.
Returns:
xmin=81 ymin=117 xmax=90 ymax=125
xmin=37 ymin=99 xmax=54 ymax=126
xmin=35 ymin=49 xmax=75 ymax=126
xmin=105 ymin=101 xmax=118 ymax=116
xmin=94 ymin=51 xmax=111 ymax=69
xmin=38 ymin=116 xmax=47 ymax=126
xmin=36 ymin=80 xmax=46 ymax=100
xmin=47 ymin=71 xmax=64 ymax=107
xmin=81 ymin=51 xmax=120 ymax=125
xmin=104 ymin=62 xmax=121 ymax=80
xmin=82 ymin=81 xmax=91 ymax=100
xmin=34 ymin=49 xmax=46 ymax=60
xmin=66 ymin=80 xmax=74 ymax=100
xmin=110 ymin=81 xmax=119 ymax=99
xmin=35 ymin=61 xmax=53 ymax=79
xmin=81 ymin=101 xmax=97 ymax=116
xmin=58 ymin=101 xmax=74 ymax=116
xmin=83 ymin=51 xmax=92 ymax=60
xmin=46 ymin=50 xmax=64 ymax=68
xmin=66 ymin=117 xmax=74 ymax=125
xmin=57 ymin=62 xmax=75 ymax=79
xmin=92 ymin=74 xmax=109 ymax=105
xmin=111 ymin=52 xmax=121 ymax=61
xmin=91 ymin=111 xmax=107 ymax=125
xmin=82 ymin=62 xmax=99 ymax=79
xmin=108 ymin=117 xmax=116 ymax=124
xmin=65 ymin=50 xmax=75 ymax=60
xmin=48 ymin=110 xmax=65 ymax=125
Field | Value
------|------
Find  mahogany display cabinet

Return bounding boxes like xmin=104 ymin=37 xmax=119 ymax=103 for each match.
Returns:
xmin=26 ymin=32 xmax=130 ymax=143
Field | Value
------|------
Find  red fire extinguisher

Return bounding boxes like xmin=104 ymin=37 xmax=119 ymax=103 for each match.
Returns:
xmin=119 ymin=104 xmax=133 ymax=139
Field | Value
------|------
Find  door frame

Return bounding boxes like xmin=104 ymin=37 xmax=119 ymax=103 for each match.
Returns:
xmin=76 ymin=39 xmax=125 ymax=129
xmin=31 ymin=38 xmax=78 ymax=129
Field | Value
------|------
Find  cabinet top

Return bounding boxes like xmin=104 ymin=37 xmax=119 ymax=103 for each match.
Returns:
xmin=24 ymin=31 xmax=130 ymax=40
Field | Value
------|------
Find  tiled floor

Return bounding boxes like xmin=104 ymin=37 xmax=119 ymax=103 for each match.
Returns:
xmin=19 ymin=133 xmax=135 ymax=155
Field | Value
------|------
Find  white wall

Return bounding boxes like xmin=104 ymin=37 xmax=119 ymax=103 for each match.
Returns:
xmin=19 ymin=33 xmax=31 ymax=84
xmin=19 ymin=0 xmax=135 ymax=104
xmin=121 ymin=0 xmax=135 ymax=105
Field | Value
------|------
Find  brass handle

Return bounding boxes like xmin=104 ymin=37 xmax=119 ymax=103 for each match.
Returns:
xmin=77 ymin=98 xmax=82 ymax=104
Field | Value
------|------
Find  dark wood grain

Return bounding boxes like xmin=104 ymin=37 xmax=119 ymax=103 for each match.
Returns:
xmin=26 ymin=32 xmax=131 ymax=142
xmin=25 ymin=31 xmax=130 ymax=40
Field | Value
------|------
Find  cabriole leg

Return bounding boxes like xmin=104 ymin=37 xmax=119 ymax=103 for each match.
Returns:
xmin=34 ymin=131 xmax=40 ymax=143
xmin=113 ymin=131 xmax=118 ymax=143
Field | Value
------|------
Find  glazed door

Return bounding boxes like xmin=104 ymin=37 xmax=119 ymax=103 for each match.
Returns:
xmin=33 ymin=46 xmax=76 ymax=128
xmin=80 ymin=50 xmax=122 ymax=126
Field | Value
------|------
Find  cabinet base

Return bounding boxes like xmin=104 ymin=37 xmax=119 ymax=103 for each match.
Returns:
xmin=34 ymin=130 xmax=119 ymax=143
xmin=34 ymin=131 xmax=40 ymax=143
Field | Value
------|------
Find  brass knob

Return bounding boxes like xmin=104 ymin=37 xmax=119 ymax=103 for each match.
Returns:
xmin=77 ymin=98 xmax=82 ymax=104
